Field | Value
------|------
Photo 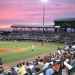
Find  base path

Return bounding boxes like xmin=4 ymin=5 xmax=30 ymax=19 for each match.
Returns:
xmin=0 ymin=48 xmax=25 ymax=53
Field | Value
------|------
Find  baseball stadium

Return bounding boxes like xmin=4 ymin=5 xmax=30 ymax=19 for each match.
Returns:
xmin=0 ymin=0 xmax=75 ymax=75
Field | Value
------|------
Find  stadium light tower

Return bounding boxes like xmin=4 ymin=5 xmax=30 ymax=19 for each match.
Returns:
xmin=41 ymin=0 xmax=48 ymax=27
xmin=40 ymin=0 xmax=48 ymax=44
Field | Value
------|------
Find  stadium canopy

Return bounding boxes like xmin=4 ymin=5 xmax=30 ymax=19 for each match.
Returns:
xmin=11 ymin=24 xmax=54 ymax=28
xmin=55 ymin=18 xmax=75 ymax=22
xmin=55 ymin=18 xmax=75 ymax=28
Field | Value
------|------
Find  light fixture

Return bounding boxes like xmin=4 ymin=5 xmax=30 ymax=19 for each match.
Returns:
xmin=41 ymin=0 xmax=48 ymax=4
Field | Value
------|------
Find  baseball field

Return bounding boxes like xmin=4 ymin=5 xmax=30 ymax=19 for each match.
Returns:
xmin=0 ymin=41 xmax=64 ymax=64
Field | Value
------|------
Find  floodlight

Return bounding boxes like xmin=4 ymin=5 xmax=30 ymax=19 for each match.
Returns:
xmin=41 ymin=0 xmax=48 ymax=3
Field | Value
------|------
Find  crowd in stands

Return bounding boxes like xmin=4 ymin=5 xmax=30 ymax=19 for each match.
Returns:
xmin=0 ymin=48 xmax=75 ymax=75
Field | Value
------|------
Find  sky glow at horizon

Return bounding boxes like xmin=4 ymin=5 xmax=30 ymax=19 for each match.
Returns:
xmin=0 ymin=0 xmax=75 ymax=28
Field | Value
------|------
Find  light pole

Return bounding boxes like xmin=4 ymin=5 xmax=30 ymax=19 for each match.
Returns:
xmin=40 ymin=0 xmax=48 ymax=44
xmin=41 ymin=0 xmax=48 ymax=27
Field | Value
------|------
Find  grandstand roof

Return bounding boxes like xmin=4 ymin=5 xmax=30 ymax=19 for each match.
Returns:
xmin=55 ymin=18 xmax=75 ymax=22
xmin=11 ymin=25 xmax=54 ymax=28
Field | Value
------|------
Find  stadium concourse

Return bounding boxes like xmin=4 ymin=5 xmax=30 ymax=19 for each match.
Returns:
xmin=0 ymin=47 xmax=75 ymax=75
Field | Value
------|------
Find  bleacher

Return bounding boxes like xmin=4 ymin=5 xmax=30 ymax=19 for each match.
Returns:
xmin=0 ymin=25 xmax=75 ymax=42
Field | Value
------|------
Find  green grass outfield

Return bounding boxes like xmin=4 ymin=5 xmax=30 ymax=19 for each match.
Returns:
xmin=0 ymin=41 xmax=64 ymax=64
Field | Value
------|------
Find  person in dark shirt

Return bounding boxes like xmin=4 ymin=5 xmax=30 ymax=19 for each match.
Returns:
xmin=0 ymin=58 xmax=3 ymax=65
xmin=11 ymin=67 xmax=18 ymax=75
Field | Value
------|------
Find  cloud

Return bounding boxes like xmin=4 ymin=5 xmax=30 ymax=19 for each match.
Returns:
xmin=0 ymin=0 xmax=75 ymax=25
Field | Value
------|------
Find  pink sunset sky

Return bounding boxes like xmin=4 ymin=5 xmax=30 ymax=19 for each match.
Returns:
xmin=0 ymin=0 xmax=75 ymax=29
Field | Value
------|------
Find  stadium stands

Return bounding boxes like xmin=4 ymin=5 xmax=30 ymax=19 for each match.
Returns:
xmin=0 ymin=47 xmax=75 ymax=75
xmin=0 ymin=25 xmax=75 ymax=42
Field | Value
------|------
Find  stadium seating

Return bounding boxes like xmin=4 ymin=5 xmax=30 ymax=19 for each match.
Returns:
xmin=0 ymin=47 xmax=75 ymax=75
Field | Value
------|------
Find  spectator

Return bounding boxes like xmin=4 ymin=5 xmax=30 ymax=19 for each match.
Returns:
xmin=45 ymin=64 xmax=54 ymax=75
xmin=0 ymin=58 xmax=3 ymax=65
xmin=11 ymin=67 xmax=17 ymax=75
xmin=17 ymin=63 xmax=27 ymax=75
xmin=0 ymin=66 xmax=4 ymax=75
xmin=13 ymin=64 xmax=19 ymax=72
